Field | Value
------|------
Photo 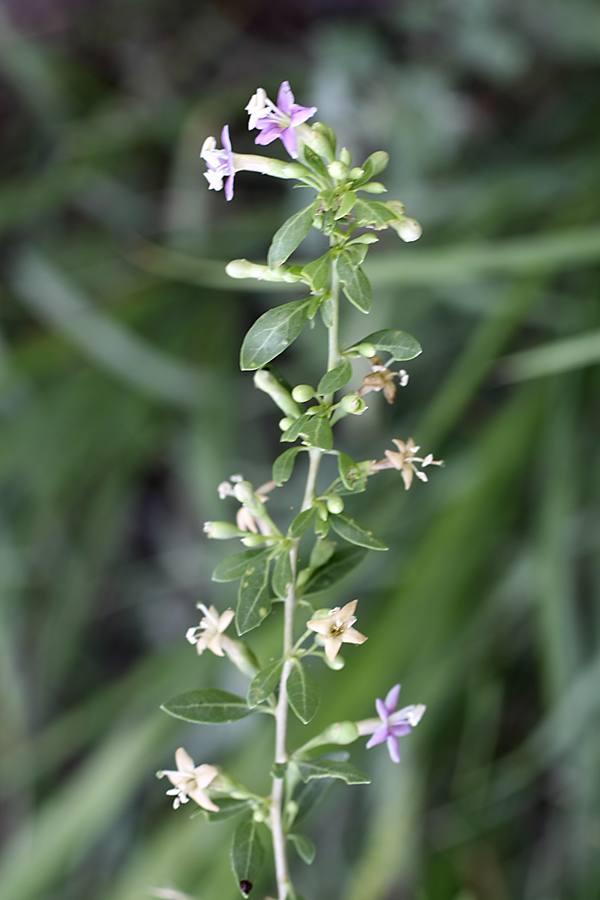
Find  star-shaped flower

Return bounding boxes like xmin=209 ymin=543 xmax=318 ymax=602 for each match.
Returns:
xmin=200 ymin=125 xmax=236 ymax=200
xmin=372 ymin=438 xmax=443 ymax=490
xmin=247 ymin=81 xmax=317 ymax=159
xmin=306 ymin=599 xmax=367 ymax=662
xmin=186 ymin=604 xmax=234 ymax=656
xmin=358 ymin=356 xmax=409 ymax=405
xmin=361 ymin=684 xmax=425 ymax=763
xmin=158 ymin=747 xmax=219 ymax=811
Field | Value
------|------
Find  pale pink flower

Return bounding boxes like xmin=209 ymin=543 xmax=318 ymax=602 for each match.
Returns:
xmin=158 ymin=747 xmax=219 ymax=811
xmin=307 ymin=600 xmax=367 ymax=662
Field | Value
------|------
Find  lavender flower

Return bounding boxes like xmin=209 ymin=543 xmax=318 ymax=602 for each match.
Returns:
xmin=246 ymin=81 xmax=317 ymax=159
xmin=200 ymin=125 xmax=235 ymax=200
xmin=361 ymin=684 xmax=425 ymax=763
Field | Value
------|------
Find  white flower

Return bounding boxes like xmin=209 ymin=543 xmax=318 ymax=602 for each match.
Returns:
xmin=307 ymin=600 xmax=368 ymax=662
xmin=245 ymin=87 xmax=269 ymax=130
xmin=372 ymin=438 xmax=443 ymax=490
xmin=186 ymin=604 xmax=234 ymax=656
xmin=158 ymin=747 xmax=219 ymax=811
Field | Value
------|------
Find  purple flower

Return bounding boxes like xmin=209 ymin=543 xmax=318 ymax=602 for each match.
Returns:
xmin=200 ymin=125 xmax=235 ymax=201
xmin=364 ymin=684 xmax=425 ymax=763
xmin=246 ymin=81 xmax=317 ymax=159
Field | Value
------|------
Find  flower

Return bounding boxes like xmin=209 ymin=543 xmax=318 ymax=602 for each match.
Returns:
xmin=186 ymin=604 xmax=234 ymax=656
xmin=359 ymin=684 xmax=425 ymax=763
xmin=158 ymin=747 xmax=219 ymax=811
xmin=306 ymin=599 xmax=367 ymax=662
xmin=247 ymin=81 xmax=317 ymax=159
xmin=371 ymin=438 xmax=443 ymax=490
xmin=358 ymin=356 xmax=409 ymax=405
xmin=200 ymin=125 xmax=236 ymax=200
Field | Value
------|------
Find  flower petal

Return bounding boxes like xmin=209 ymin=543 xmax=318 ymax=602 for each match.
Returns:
xmin=277 ymin=80 xmax=295 ymax=114
xmin=175 ymin=747 xmax=195 ymax=774
xmin=279 ymin=126 xmax=298 ymax=158
xmin=375 ymin=697 xmax=389 ymax=722
xmin=386 ymin=734 xmax=401 ymax=763
xmin=384 ymin=683 xmax=401 ymax=713
xmin=188 ymin=787 xmax=220 ymax=812
xmin=254 ymin=122 xmax=281 ymax=145
xmin=221 ymin=124 xmax=232 ymax=152
xmin=341 ymin=626 xmax=368 ymax=646
xmin=366 ymin=723 xmax=389 ymax=748
xmin=290 ymin=105 xmax=317 ymax=126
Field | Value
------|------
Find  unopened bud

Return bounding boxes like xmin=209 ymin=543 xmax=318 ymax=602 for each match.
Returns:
xmin=326 ymin=495 xmax=344 ymax=514
xmin=253 ymin=807 xmax=267 ymax=823
xmin=233 ymin=481 xmax=255 ymax=505
xmin=279 ymin=417 xmax=295 ymax=431
xmin=281 ymin=162 xmax=311 ymax=179
xmin=355 ymin=342 xmax=377 ymax=358
xmin=316 ymin=501 xmax=328 ymax=521
xmin=254 ymin=369 xmax=301 ymax=419
xmin=363 ymin=150 xmax=389 ymax=175
xmin=393 ymin=216 xmax=422 ymax=242
xmin=349 ymin=167 xmax=365 ymax=180
xmin=226 ymin=259 xmax=302 ymax=283
xmin=222 ymin=636 xmax=260 ymax=678
xmin=203 ymin=521 xmax=243 ymax=539
xmin=306 ymin=122 xmax=336 ymax=161
xmin=319 ymin=721 xmax=360 ymax=744
xmin=291 ymin=384 xmax=315 ymax=403
xmin=340 ymin=392 xmax=367 ymax=415
xmin=338 ymin=148 xmax=352 ymax=166
xmin=241 ymin=534 xmax=269 ymax=548
xmin=358 ymin=182 xmax=387 ymax=193
xmin=324 ymin=653 xmax=345 ymax=670
xmin=328 ymin=160 xmax=347 ymax=180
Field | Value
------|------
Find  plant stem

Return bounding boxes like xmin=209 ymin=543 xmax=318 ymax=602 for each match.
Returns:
xmin=269 ymin=250 xmax=341 ymax=900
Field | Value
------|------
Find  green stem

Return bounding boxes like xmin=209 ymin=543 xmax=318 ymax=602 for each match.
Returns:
xmin=269 ymin=247 xmax=341 ymax=900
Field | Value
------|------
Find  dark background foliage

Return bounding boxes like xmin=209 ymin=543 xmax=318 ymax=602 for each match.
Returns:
xmin=1 ymin=1 xmax=600 ymax=898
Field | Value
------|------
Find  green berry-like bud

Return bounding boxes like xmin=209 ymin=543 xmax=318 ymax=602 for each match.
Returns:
xmin=349 ymin=167 xmax=365 ymax=180
xmin=338 ymin=148 xmax=352 ymax=166
xmin=392 ymin=216 xmax=423 ymax=243
xmin=254 ymin=369 xmax=302 ymax=419
xmin=233 ymin=480 xmax=255 ymax=505
xmin=280 ymin=162 xmax=311 ymax=179
xmin=340 ymin=392 xmax=367 ymax=414
xmin=291 ymin=384 xmax=315 ymax=403
xmin=319 ymin=721 xmax=360 ymax=744
xmin=326 ymin=495 xmax=344 ymax=514
xmin=355 ymin=342 xmax=377 ymax=358
xmin=328 ymin=160 xmax=347 ymax=180
xmin=223 ymin=639 xmax=260 ymax=678
xmin=253 ymin=807 xmax=267 ymax=823
xmin=279 ymin=417 xmax=295 ymax=431
xmin=241 ymin=534 xmax=269 ymax=548
xmin=316 ymin=501 xmax=328 ymax=521
xmin=203 ymin=521 xmax=243 ymax=539
xmin=324 ymin=653 xmax=345 ymax=670
xmin=358 ymin=182 xmax=387 ymax=193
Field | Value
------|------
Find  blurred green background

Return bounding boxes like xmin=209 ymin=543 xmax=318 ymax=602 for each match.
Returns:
xmin=1 ymin=1 xmax=600 ymax=898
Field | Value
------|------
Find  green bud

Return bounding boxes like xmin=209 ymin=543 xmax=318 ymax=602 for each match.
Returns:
xmin=253 ymin=807 xmax=267 ymax=823
xmin=281 ymin=162 xmax=312 ymax=179
xmin=326 ymin=495 xmax=344 ymax=515
xmin=363 ymin=150 xmax=389 ymax=175
xmin=307 ymin=122 xmax=336 ymax=161
xmin=319 ymin=721 xmax=360 ymax=744
xmin=291 ymin=384 xmax=316 ymax=403
xmin=338 ymin=147 xmax=352 ymax=166
xmin=392 ymin=216 xmax=423 ymax=243
xmin=316 ymin=501 xmax=328 ymax=521
xmin=310 ymin=607 xmax=333 ymax=620
xmin=355 ymin=342 xmax=377 ymax=358
xmin=349 ymin=167 xmax=365 ymax=180
xmin=226 ymin=259 xmax=302 ymax=283
xmin=324 ymin=653 xmax=345 ymax=670
xmin=233 ymin=480 xmax=255 ymax=505
xmin=358 ymin=181 xmax=387 ymax=193
xmin=203 ymin=521 xmax=243 ymax=539
xmin=309 ymin=538 xmax=336 ymax=570
xmin=223 ymin=638 xmax=260 ymax=678
xmin=295 ymin=568 xmax=310 ymax=589
xmin=340 ymin=392 xmax=367 ymax=415
xmin=241 ymin=534 xmax=269 ymax=548
xmin=328 ymin=160 xmax=347 ymax=180
xmin=254 ymin=369 xmax=302 ymax=419
xmin=279 ymin=417 xmax=295 ymax=431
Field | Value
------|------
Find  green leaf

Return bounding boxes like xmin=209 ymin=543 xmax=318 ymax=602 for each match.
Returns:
xmin=302 ymin=252 xmax=330 ymax=292
xmin=272 ymin=549 xmax=294 ymax=599
xmin=161 ymin=689 xmax=252 ymax=724
xmin=273 ymin=446 xmax=303 ymax=485
xmin=247 ymin=658 xmax=284 ymax=707
xmin=236 ymin=555 xmax=272 ymax=635
xmin=329 ymin=512 xmax=388 ymax=550
xmin=280 ymin=413 xmax=311 ymax=443
xmin=231 ymin=812 xmax=266 ymax=890
xmin=267 ymin=201 xmax=318 ymax=268
xmin=317 ymin=359 xmax=352 ymax=395
xmin=361 ymin=150 xmax=389 ymax=178
xmin=337 ymin=451 xmax=360 ymax=490
xmin=212 ymin=548 xmax=270 ymax=582
xmin=296 ymin=759 xmax=370 ymax=784
xmin=337 ymin=252 xmax=372 ymax=313
xmin=291 ymin=776 xmax=333 ymax=826
xmin=301 ymin=545 xmax=367 ymax=597
xmin=302 ymin=145 xmax=331 ymax=181
xmin=287 ymin=660 xmax=320 ymax=724
xmin=240 ymin=298 xmax=310 ymax=370
xmin=354 ymin=197 xmax=398 ymax=229
xmin=334 ymin=191 xmax=356 ymax=220
xmin=199 ymin=798 xmax=254 ymax=822
xmin=347 ymin=243 xmax=369 ymax=267
xmin=320 ymin=292 xmax=335 ymax=328
xmin=288 ymin=507 xmax=316 ymax=539
xmin=288 ymin=833 xmax=316 ymax=865
xmin=351 ymin=328 xmax=422 ymax=361
xmin=300 ymin=416 xmax=333 ymax=451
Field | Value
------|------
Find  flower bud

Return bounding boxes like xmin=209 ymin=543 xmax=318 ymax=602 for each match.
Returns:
xmin=254 ymin=369 xmax=301 ymax=419
xmin=253 ymin=807 xmax=267 ymax=823
xmin=226 ymin=259 xmax=302 ymax=283
xmin=326 ymin=495 xmax=344 ymax=514
xmin=338 ymin=148 xmax=352 ymax=166
xmin=279 ymin=417 xmax=295 ymax=431
xmin=324 ymin=652 xmax=345 ymax=670
xmin=318 ymin=721 xmax=360 ymax=744
xmin=305 ymin=121 xmax=335 ymax=160
xmin=222 ymin=636 xmax=260 ymax=678
xmin=291 ymin=384 xmax=315 ymax=403
xmin=349 ymin=167 xmax=365 ymax=180
xmin=232 ymin=480 xmax=255 ymax=505
xmin=340 ymin=392 xmax=367 ymax=415
xmin=281 ymin=162 xmax=311 ymax=179
xmin=393 ymin=216 xmax=422 ymax=242
xmin=316 ymin=500 xmax=328 ymax=521
xmin=241 ymin=534 xmax=269 ymax=548
xmin=358 ymin=182 xmax=387 ymax=193
xmin=328 ymin=160 xmax=347 ymax=180
xmin=203 ymin=521 xmax=243 ymax=539
xmin=309 ymin=538 xmax=336 ymax=570
xmin=355 ymin=342 xmax=377 ymax=357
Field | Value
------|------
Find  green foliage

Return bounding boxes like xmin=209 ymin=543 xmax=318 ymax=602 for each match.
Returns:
xmin=272 ymin=446 xmax=304 ymax=484
xmin=247 ymin=660 xmax=284 ymax=708
xmin=212 ymin=549 xmax=270 ymax=582
xmin=317 ymin=359 xmax=352 ymax=395
xmin=161 ymin=689 xmax=253 ymax=724
xmin=236 ymin=556 xmax=272 ymax=635
xmin=329 ymin=512 xmax=388 ymax=550
xmin=287 ymin=661 xmax=320 ymax=724
xmin=240 ymin=298 xmax=311 ymax=370
xmin=300 ymin=545 xmax=368 ymax=597
xmin=295 ymin=759 xmax=370 ymax=784
xmin=267 ymin=201 xmax=319 ymax=268
xmin=349 ymin=328 xmax=422 ymax=361
xmin=288 ymin=833 xmax=316 ymax=865
xmin=337 ymin=252 xmax=373 ymax=312
xmin=231 ymin=813 xmax=266 ymax=891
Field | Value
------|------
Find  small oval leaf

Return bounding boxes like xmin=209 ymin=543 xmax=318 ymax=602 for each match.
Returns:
xmin=267 ymin=201 xmax=318 ymax=269
xmin=272 ymin=549 xmax=294 ymax=599
xmin=212 ymin=549 xmax=270 ymax=582
xmin=247 ymin=658 xmax=284 ymax=707
xmin=231 ymin=813 xmax=266 ymax=891
xmin=288 ymin=833 xmax=316 ymax=865
xmin=337 ymin=253 xmax=372 ymax=313
xmin=329 ymin=512 xmax=388 ymax=550
xmin=236 ymin=556 xmax=272 ymax=635
xmin=161 ymin=688 xmax=252 ymax=724
xmin=351 ymin=328 xmax=422 ymax=361
xmin=288 ymin=507 xmax=316 ymax=540
xmin=317 ymin=359 xmax=352 ymax=395
xmin=300 ymin=545 xmax=368 ymax=597
xmin=299 ymin=416 xmax=333 ymax=451
xmin=273 ymin=446 xmax=303 ymax=485
xmin=240 ymin=299 xmax=310 ymax=370
xmin=287 ymin=660 xmax=320 ymax=724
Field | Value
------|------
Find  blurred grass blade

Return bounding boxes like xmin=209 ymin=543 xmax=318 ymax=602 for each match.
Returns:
xmin=11 ymin=251 xmax=209 ymax=408
xmin=499 ymin=328 xmax=600 ymax=382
